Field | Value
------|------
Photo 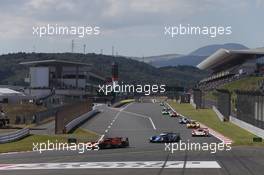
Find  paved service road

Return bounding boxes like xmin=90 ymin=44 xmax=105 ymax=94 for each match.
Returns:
xmin=0 ymin=102 xmax=263 ymax=175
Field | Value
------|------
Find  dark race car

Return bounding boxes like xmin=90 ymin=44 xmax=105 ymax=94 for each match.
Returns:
xmin=98 ymin=137 xmax=129 ymax=149
xmin=150 ymin=132 xmax=181 ymax=143
xmin=161 ymin=108 xmax=170 ymax=115
xmin=179 ymin=117 xmax=191 ymax=124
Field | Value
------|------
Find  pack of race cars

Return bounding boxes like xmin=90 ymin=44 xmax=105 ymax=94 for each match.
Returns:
xmin=160 ymin=102 xmax=210 ymax=137
xmin=88 ymin=101 xmax=210 ymax=150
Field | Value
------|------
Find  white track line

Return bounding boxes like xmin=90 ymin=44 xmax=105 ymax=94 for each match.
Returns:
xmin=148 ymin=117 xmax=156 ymax=130
xmin=0 ymin=161 xmax=221 ymax=170
xmin=99 ymin=103 xmax=134 ymax=140
xmin=119 ymin=110 xmax=156 ymax=130
xmin=97 ymin=134 xmax=105 ymax=142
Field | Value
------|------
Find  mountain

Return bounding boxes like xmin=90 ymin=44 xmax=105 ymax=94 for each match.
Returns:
xmin=189 ymin=43 xmax=248 ymax=56
xmin=0 ymin=52 xmax=208 ymax=88
xmin=151 ymin=43 xmax=248 ymax=67
xmin=150 ymin=55 xmax=205 ymax=67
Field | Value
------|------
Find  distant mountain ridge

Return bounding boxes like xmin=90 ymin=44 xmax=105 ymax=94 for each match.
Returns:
xmin=189 ymin=43 xmax=248 ymax=56
xmin=0 ymin=52 xmax=208 ymax=87
xmin=150 ymin=43 xmax=248 ymax=67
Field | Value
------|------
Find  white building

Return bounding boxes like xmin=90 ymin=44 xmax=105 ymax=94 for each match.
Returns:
xmin=20 ymin=60 xmax=105 ymax=100
xmin=0 ymin=88 xmax=27 ymax=104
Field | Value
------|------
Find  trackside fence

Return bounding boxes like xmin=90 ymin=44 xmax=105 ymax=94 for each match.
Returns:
xmin=235 ymin=90 xmax=264 ymax=130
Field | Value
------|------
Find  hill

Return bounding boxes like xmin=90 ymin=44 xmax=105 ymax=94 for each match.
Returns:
xmin=0 ymin=52 xmax=208 ymax=88
xmin=151 ymin=43 xmax=248 ymax=67
xmin=189 ymin=43 xmax=248 ymax=56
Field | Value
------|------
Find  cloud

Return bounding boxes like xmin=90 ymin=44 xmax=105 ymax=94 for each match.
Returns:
xmin=0 ymin=0 xmax=263 ymax=55
xmin=0 ymin=0 xmax=258 ymax=35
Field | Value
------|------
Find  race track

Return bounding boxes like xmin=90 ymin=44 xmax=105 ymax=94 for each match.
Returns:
xmin=0 ymin=102 xmax=263 ymax=175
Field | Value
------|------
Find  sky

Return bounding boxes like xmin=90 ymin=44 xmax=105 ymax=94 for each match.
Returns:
xmin=0 ymin=0 xmax=264 ymax=57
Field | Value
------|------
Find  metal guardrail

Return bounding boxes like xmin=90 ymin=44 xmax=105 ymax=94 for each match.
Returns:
xmin=0 ymin=128 xmax=30 ymax=144
xmin=64 ymin=109 xmax=99 ymax=133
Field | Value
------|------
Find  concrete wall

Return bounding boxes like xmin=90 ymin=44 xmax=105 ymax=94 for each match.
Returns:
xmin=212 ymin=105 xmax=225 ymax=122
xmin=190 ymin=98 xmax=196 ymax=109
xmin=230 ymin=115 xmax=264 ymax=138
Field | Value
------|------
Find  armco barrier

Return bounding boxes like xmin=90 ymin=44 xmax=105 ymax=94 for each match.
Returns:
xmin=0 ymin=128 xmax=30 ymax=144
xmin=230 ymin=115 xmax=264 ymax=139
xmin=64 ymin=109 xmax=99 ymax=133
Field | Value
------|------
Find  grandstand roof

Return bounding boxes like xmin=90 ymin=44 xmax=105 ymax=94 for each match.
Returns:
xmin=197 ymin=47 xmax=264 ymax=71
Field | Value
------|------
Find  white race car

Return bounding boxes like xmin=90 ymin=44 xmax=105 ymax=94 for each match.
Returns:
xmin=192 ymin=128 xmax=209 ymax=137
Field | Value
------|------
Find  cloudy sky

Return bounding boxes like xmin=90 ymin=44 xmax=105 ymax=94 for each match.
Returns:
xmin=0 ymin=0 xmax=263 ymax=56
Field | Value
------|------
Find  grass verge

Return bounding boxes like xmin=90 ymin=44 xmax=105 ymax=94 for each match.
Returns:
xmin=0 ymin=128 xmax=99 ymax=153
xmin=169 ymin=101 xmax=264 ymax=146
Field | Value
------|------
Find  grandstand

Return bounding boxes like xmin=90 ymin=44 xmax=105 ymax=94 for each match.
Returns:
xmin=197 ymin=47 xmax=264 ymax=91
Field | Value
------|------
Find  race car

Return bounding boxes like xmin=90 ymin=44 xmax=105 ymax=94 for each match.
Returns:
xmin=179 ymin=117 xmax=191 ymax=124
xmin=186 ymin=120 xmax=200 ymax=128
xmin=97 ymin=137 xmax=129 ymax=149
xmin=161 ymin=108 xmax=170 ymax=115
xmin=169 ymin=111 xmax=179 ymax=117
xmin=150 ymin=132 xmax=181 ymax=143
xmin=192 ymin=128 xmax=209 ymax=137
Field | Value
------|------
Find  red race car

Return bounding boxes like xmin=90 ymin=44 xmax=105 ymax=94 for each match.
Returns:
xmin=169 ymin=111 xmax=179 ymax=117
xmin=98 ymin=137 xmax=130 ymax=149
xmin=192 ymin=128 xmax=209 ymax=137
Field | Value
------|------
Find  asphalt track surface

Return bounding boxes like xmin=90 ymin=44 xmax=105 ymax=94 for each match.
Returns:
xmin=0 ymin=102 xmax=264 ymax=175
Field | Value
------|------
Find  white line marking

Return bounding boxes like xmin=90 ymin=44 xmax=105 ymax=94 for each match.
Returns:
xmin=165 ymin=102 xmax=176 ymax=113
xmin=148 ymin=117 xmax=156 ymax=130
xmin=97 ymin=134 xmax=105 ymax=142
xmin=0 ymin=151 xmax=34 ymax=156
xmin=119 ymin=110 xmax=156 ymax=130
xmin=0 ymin=161 xmax=221 ymax=170
xmin=101 ymin=103 xmax=134 ymax=137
